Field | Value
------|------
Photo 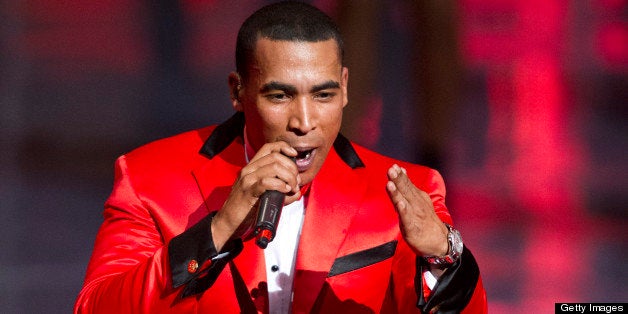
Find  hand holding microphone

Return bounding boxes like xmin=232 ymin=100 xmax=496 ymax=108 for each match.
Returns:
xmin=254 ymin=154 xmax=296 ymax=249
xmin=210 ymin=142 xmax=300 ymax=252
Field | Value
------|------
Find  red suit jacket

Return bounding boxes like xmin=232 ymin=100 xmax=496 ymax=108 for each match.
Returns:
xmin=75 ymin=113 xmax=487 ymax=313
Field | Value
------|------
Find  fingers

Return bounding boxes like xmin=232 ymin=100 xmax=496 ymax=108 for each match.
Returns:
xmin=386 ymin=165 xmax=448 ymax=256
xmin=386 ymin=164 xmax=432 ymax=214
xmin=242 ymin=160 xmax=298 ymax=193
xmin=241 ymin=141 xmax=301 ymax=195
xmin=386 ymin=180 xmax=407 ymax=212
xmin=248 ymin=141 xmax=297 ymax=163
xmin=216 ymin=141 xmax=302 ymax=243
xmin=387 ymin=164 xmax=411 ymax=212
xmin=388 ymin=164 xmax=419 ymax=199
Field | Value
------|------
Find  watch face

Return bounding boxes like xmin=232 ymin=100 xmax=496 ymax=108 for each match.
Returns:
xmin=451 ymin=229 xmax=464 ymax=255
xmin=424 ymin=225 xmax=464 ymax=266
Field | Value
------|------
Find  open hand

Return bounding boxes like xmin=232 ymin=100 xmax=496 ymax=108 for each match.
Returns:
xmin=386 ymin=164 xmax=448 ymax=257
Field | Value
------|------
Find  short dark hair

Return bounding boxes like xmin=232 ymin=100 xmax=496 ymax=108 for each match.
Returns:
xmin=235 ymin=1 xmax=344 ymax=80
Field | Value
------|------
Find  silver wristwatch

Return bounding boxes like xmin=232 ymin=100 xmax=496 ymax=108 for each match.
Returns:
xmin=423 ymin=224 xmax=463 ymax=267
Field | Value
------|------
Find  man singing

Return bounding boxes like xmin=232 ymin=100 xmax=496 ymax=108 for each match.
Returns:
xmin=75 ymin=2 xmax=487 ymax=313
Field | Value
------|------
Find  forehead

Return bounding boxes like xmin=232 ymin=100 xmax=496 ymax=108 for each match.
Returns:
xmin=248 ymin=38 xmax=341 ymax=77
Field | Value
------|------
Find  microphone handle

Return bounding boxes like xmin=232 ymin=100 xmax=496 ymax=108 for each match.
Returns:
xmin=254 ymin=190 xmax=286 ymax=249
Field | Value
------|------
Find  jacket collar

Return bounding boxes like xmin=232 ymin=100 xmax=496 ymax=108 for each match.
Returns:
xmin=199 ymin=112 xmax=365 ymax=169
xmin=199 ymin=112 xmax=245 ymax=159
xmin=193 ymin=113 xmax=367 ymax=311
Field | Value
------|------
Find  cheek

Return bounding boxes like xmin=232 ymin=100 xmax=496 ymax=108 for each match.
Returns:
xmin=317 ymin=107 xmax=343 ymax=154
xmin=320 ymin=106 xmax=344 ymax=132
xmin=252 ymin=106 xmax=289 ymax=136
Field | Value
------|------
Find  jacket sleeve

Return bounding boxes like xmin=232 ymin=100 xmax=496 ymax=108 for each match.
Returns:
xmin=391 ymin=168 xmax=488 ymax=314
xmin=416 ymin=247 xmax=488 ymax=313
xmin=74 ymin=155 xmax=240 ymax=313
xmin=168 ymin=213 xmax=243 ymax=298
xmin=74 ymin=155 xmax=175 ymax=313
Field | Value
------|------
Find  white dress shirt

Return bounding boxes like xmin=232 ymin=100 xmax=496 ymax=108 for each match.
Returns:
xmin=264 ymin=198 xmax=304 ymax=314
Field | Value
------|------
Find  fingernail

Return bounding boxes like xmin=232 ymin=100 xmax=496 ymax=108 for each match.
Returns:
xmin=388 ymin=167 xmax=397 ymax=179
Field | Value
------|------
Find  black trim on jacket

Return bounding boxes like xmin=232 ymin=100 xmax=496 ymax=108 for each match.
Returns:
xmin=416 ymin=246 xmax=480 ymax=313
xmin=199 ymin=112 xmax=365 ymax=169
xmin=170 ymin=112 xmax=366 ymax=297
xmin=168 ymin=212 xmax=244 ymax=297
xmin=328 ymin=241 xmax=397 ymax=277
xmin=200 ymin=111 xmax=245 ymax=159
xmin=170 ymin=113 xmax=481 ymax=309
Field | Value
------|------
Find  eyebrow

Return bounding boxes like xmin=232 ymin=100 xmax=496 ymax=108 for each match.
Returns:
xmin=260 ymin=81 xmax=297 ymax=94
xmin=310 ymin=80 xmax=340 ymax=93
xmin=259 ymin=80 xmax=341 ymax=94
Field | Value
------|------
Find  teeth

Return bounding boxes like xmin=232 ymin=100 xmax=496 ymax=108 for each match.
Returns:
xmin=296 ymin=150 xmax=312 ymax=160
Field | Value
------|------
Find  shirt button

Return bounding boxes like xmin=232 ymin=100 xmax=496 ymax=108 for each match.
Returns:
xmin=271 ymin=265 xmax=279 ymax=272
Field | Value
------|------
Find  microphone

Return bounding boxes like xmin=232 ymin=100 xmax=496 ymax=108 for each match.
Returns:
xmin=254 ymin=190 xmax=285 ymax=249
xmin=254 ymin=156 xmax=296 ymax=249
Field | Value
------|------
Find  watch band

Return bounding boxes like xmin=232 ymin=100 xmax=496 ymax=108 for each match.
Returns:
xmin=423 ymin=224 xmax=463 ymax=267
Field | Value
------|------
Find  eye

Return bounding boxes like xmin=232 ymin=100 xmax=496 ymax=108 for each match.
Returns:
xmin=265 ymin=93 xmax=291 ymax=103
xmin=314 ymin=91 xmax=336 ymax=101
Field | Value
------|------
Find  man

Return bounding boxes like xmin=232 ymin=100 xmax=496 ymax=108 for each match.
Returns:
xmin=75 ymin=2 xmax=487 ymax=313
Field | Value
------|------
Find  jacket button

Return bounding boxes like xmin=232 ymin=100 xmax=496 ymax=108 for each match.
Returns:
xmin=187 ymin=260 xmax=199 ymax=273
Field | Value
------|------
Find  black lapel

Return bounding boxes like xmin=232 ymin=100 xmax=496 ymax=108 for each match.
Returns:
xmin=229 ymin=260 xmax=259 ymax=314
xmin=199 ymin=111 xmax=245 ymax=158
xmin=199 ymin=112 xmax=365 ymax=169
xmin=333 ymin=133 xmax=365 ymax=169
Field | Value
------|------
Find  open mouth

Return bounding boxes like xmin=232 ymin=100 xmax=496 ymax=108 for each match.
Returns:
xmin=294 ymin=148 xmax=315 ymax=172
xmin=296 ymin=149 xmax=313 ymax=160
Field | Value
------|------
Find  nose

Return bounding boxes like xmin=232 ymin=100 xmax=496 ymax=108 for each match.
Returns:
xmin=288 ymin=97 xmax=316 ymax=135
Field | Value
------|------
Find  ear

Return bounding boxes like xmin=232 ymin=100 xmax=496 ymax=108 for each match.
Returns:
xmin=341 ymin=67 xmax=349 ymax=108
xmin=228 ymin=72 xmax=243 ymax=111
